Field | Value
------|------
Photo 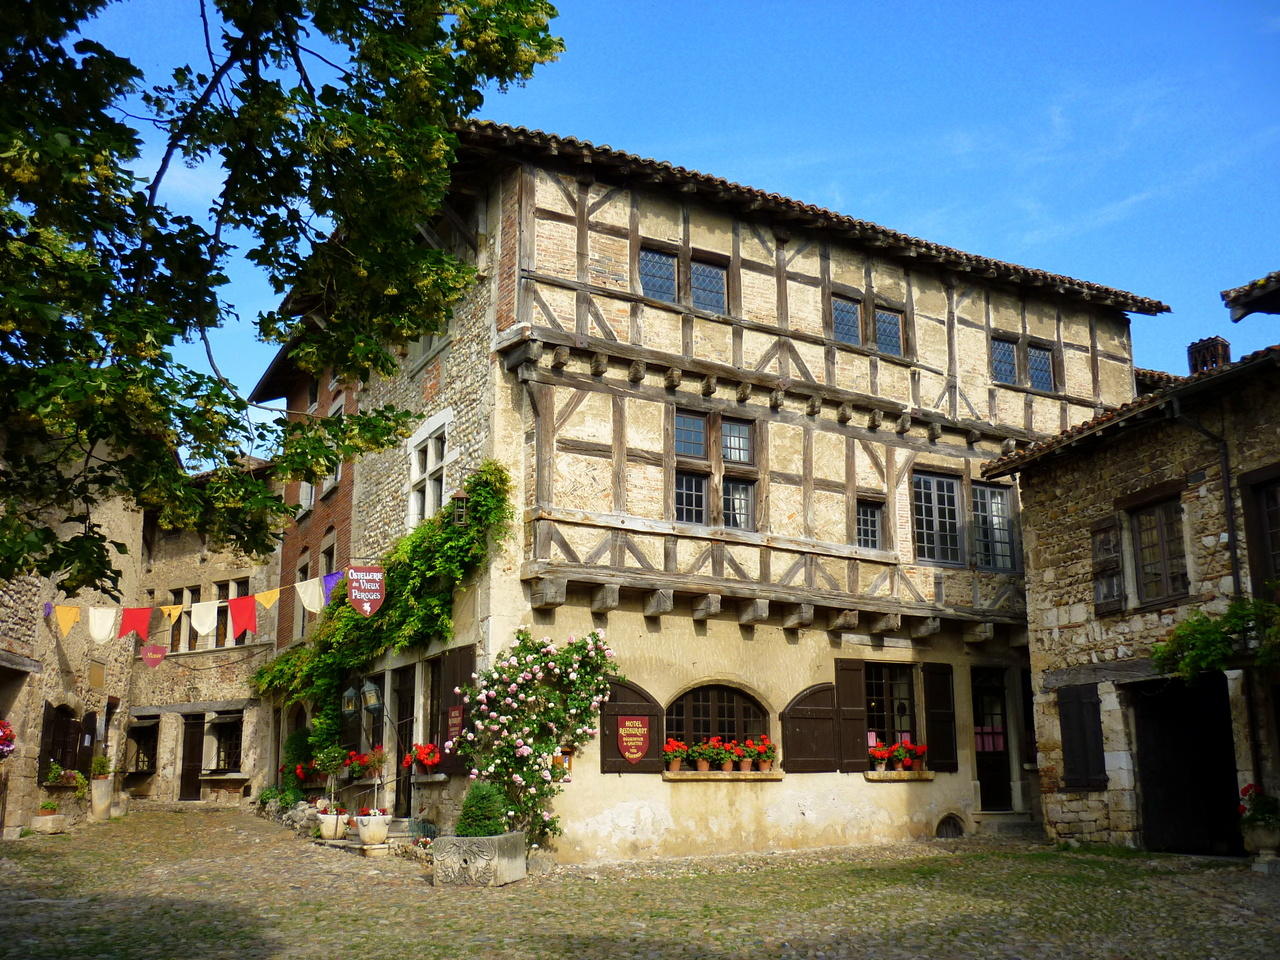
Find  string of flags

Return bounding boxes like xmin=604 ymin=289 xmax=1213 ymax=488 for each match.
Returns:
xmin=43 ymin=566 xmax=385 ymax=668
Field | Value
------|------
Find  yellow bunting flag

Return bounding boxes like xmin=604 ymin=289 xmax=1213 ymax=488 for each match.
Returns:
xmin=54 ymin=605 xmax=81 ymax=638
xmin=255 ymin=588 xmax=281 ymax=610
xmin=158 ymin=604 xmax=183 ymax=624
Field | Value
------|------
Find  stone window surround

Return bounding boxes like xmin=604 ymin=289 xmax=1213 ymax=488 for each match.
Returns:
xmin=404 ymin=407 xmax=457 ymax=531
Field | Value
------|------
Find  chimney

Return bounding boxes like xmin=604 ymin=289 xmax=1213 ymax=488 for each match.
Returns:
xmin=1187 ymin=336 xmax=1230 ymax=375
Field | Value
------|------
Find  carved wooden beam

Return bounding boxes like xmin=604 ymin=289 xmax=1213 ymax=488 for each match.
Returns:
xmin=643 ymin=589 xmax=674 ymax=617
xmin=769 ymin=389 xmax=784 ymax=410
xmin=964 ymin=622 xmax=995 ymax=645
xmin=590 ymin=352 xmax=608 ymax=376
xmin=627 ymin=360 xmax=646 ymax=383
xmin=895 ymin=413 xmax=912 ymax=434
xmin=502 ymin=340 xmax=543 ymax=371
xmin=868 ymin=409 xmax=883 ymax=431
xmin=530 ymin=578 xmax=567 ymax=610
xmin=867 ymin=612 xmax=901 ymax=635
xmin=837 ymin=403 xmax=852 ymax=424
xmin=590 ymin=584 xmax=620 ymax=613
xmin=828 ymin=609 xmax=859 ymax=631
xmin=735 ymin=381 xmax=751 ymax=403
xmin=739 ymin=598 xmax=769 ymax=625
xmin=806 ymin=395 xmax=821 ymax=417
xmin=692 ymin=594 xmax=721 ymax=621
xmin=664 ymin=368 xmax=682 ymax=390
xmin=927 ymin=423 xmax=942 ymax=442
xmin=551 ymin=345 xmax=570 ymax=369
xmin=909 ymin=617 xmax=942 ymax=640
xmin=783 ymin=603 xmax=814 ymax=630
xmin=701 ymin=374 xmax=718 ymax=397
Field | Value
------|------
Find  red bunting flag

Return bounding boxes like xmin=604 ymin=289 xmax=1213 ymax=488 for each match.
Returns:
xmin=118 ymin=607 xmax=152 ymax=640
xmin=228 ymin=594 xmax=257 ymax=639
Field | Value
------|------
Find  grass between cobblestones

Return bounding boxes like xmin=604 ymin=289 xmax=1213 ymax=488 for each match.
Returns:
xmin=1 ymin=809 xmax=1278 ymax=959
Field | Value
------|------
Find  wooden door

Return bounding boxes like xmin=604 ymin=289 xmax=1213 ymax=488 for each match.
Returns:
xmin=971 ymin=667 xmax=1012 ymax=811
xmin=392 ymin=666 xmax=415 ymax=818
xmin=179 ymin=715 xmax=204 ymax=801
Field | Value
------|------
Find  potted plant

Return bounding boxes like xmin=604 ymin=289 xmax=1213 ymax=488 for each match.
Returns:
xmin=434 ymin=781 xmax=527 ymax=886
xmin=699 ymin=737 xmax=732 ymax=772
xmin=313 ymin=745 xmax=350 ymax=840
xmin=686 ymin=740 xmax=711 ymax=772
xmin=401 ymin=742 xmax=441 ymax=774
xmin=1239 ymin=783 xmax=1280 ymax=862
xmin=343 ymin=745 xmax=386 ymax=780
xmin=44 ymin=761 xmax=89 ymax=800
xmin=89 ymin=755 xmax=113 ymax=821
xmin=730 ymin=741 xmax=753 ymax=772
xmin=36 ymin=799 xmax=58 ymax=816
xmin=355 ymin=806 xmax=392 ymax=844
xmin=869 ymin=743 xmax=893 ymax=771
xmin=906 ymin=742 xmax=928 ymax=770
xmin=746 ymin=735 xmax=776 ymax=772
xmin=0 ymin=719 xmax=15 ymax=762
xmin=662 ymin=738 xmax=688 ymax=772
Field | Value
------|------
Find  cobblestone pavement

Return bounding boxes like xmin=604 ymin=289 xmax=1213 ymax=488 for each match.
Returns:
xmin=2 ymin=808 xmax=1279 ymax=960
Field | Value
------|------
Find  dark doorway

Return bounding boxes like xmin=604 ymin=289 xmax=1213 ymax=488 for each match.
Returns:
xmin=971 ymin=667 xmax=1012 ymax=810
xmin=179 ymin=715 xmax=205 ymax=801
xmin=392 ymin=666 xmax=416 ymax=819
xmin=1131 ymin=673 xmax=1242 ymax=855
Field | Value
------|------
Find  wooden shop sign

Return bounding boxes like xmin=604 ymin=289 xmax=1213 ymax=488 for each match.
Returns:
xmin=617 ymin=715 xmax=650 ymax=764
xmin=347 ymin=565 xmax=386 ymax=617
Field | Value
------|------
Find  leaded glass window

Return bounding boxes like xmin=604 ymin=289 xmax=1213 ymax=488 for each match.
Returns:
xmin=833 ymin=297 xmax=861 ymax=345
xmin=913 ymin=473 xmax=962 ymax=564
xmin=973 ymin=485 xmax=1016 ymax=571
xmin=665 ymin=685 xmax=765 ymax=744
xmin=721 ymin=419 xmax=752 ymax=464
xmin=1028 ymin=345 xmax=1055 ymax=392
xmin=639 ymin=248 xmax=677 ymax=303
xmin=991 ymin=339 xmax=1018 ymax=385
xmin=1131 ymin=499 xmax=1187 ymax=603
xmin=690 ymin=260 xmax=726 ymax=314
xmin=674 ymin=412 xmax=707 ymax=457
xmin=875 ymin=309 xmax=903 ymax=357
xmin=723 ymin=479 xmax=753 ymax=530
xmin=675 ymin=472 xmax=707 ymax=524
xmin=856 ymin=501 xmax=882 ymax=550
xmin=1091 ymin=521 xmax=1123 ymax=612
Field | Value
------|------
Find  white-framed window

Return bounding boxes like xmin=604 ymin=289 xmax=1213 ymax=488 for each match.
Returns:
xmin=320 ymin=394 xmax=345 ymax=496
xmin=406 ymin=408 xmax=456 ymax=529
xmin=294 ymin=552 xmax=310 ymax=640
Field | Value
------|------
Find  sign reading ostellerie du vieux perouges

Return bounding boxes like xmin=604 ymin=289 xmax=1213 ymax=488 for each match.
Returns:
xmin=347 ymin=565 xmax=386 ymax=617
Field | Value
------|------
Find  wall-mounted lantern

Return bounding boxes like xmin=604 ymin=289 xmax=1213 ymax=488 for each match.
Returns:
xmin=341 ymin=686 xmax=359 ymax=717
xmin=360 ymin=678 xmax=383 ymax=713
xmin=450 ymin=488 xmax=470 ymax=526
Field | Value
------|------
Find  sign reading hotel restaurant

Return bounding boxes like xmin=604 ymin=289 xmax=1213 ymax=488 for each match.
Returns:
xmin=617 ymin=715 xmax=650 ymax=764
xmin=446 ymin=705 xmax=465 ymax=743
xmin=347 ymin=565 xmax=386 ymax=617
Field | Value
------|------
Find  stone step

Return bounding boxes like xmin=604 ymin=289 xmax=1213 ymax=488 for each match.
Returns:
xmin=972 ymin=812 xmax=1046 ymax=841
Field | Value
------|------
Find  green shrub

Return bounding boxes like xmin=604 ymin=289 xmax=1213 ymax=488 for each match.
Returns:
xmin=90 ymin=755 xmax=111 ymax=777
xmin=455 ymin=781 xmax=508 ymax=837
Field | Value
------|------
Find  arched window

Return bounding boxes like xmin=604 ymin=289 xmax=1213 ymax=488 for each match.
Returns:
xmin=665 ymin=685 xmax=765 ymax=744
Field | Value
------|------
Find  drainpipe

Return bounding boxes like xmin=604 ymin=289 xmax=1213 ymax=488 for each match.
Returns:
xmin=1169 ymin=396 xmax=1258 ymax=786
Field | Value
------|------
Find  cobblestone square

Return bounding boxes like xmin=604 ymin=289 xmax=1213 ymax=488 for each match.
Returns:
xmin=2 ymin=809 xmax=1278 ymax=960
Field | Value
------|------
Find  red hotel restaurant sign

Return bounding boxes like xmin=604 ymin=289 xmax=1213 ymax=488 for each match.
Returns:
xmin=617 ymin=715 xmax=650 ymax=764
xmin=347 ymin=565 xmax=386 ymax=617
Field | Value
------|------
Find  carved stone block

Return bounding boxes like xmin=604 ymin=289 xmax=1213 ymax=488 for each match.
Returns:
xmin=433 ymin=831 xmax=527 ymax=886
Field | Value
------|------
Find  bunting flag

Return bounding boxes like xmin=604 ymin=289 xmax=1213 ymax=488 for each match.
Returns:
xmin=159 ymin=604 xmax=183 ymax=625
xmin=190 ymin=600 xmax=218 ymax=637
xmin=87 ymin=607 xmax=116 ymax=643
xmin=140 ymin=644 xmax=168 ymax=668
xmin=295 ymin=577 xmax=325 ymax=613
xmin=255 ymin=588 xmax=280 ymax=610
xmin=228 ymin=594 xmax=257 ymax=639
xmin=118 ymin=607 xmax=152 ymax=640
xmin=54 ymin=605 xmax=82 ymax=638
xmin=321 ymin=571 xmax=344 ymax=605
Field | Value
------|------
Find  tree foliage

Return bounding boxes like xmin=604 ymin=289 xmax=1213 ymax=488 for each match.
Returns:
xmin=1151 ymin=594 xmax=1280 ymax=680
xmin=0 ymin=1 xmax=561 ymax=595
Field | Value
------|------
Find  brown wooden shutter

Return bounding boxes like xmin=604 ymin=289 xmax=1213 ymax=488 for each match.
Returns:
xmin=922 ymin=663 xmax=958 ymax=772
xmin=436 ymin=644 xmax=475 ymax=775
xmin=600 ymin=681 xmax=663 ymax=773
xmin=37 ymin=702 xmax=57 ymax=783
xmin=834 ymin=658 xmax=869 ymax=772
xmin=781 ymin=684 xmax=837 ymax=772
xmin=1058 ymin=683 xmax=1107 ymax=790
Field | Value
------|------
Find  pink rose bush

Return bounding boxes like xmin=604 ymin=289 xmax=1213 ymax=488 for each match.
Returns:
xmin=446 ymin=627 xmax=617 ymax=843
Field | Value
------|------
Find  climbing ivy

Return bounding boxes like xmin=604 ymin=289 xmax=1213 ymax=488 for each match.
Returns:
xmin=253 ymin=460 xmax=513 ymax=751
xmin=1151 ymin=592 xmax=1280 ymax=679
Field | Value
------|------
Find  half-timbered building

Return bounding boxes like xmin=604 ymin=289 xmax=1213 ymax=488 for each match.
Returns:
xmin=300 ymin=122 xmax=1167 ymax=861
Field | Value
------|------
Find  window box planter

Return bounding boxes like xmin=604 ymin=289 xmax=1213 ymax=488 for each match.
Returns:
xmin=863 ymin=770 xmax=936 ymax=782
xmin=433 ymin=831 xmax=527 ymax=886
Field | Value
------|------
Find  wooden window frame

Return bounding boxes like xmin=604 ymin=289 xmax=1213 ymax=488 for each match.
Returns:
xmin=671 ymin=409 xmax=758 ymax=531
xmin=972 ymin=483 xmax=1017 ymax=572
xmin=912 ymin=472 xmax=964 ymax=566
xmin=990 ymin=337 xmax=1018 ymax=385
xmin=872 ymin=307 xmax=905 ymax=357
xmin=664 ymin=684 xmax=767 ymax=745
xmin=1129 ymin=497 xmax=1188 ymax=606
xmin=1091 ymin=517 xmax=1124 ymax=615
xmin=1240 ymin=462 xmax=1280 ymax=598
xmin=831 ymin=294 xmax=861 ymax=346
xmin=855 ymin=499 xmax=883 ymax=550
xmin=209 ymin=711 xmax=243 ymax=773
xmin=409 ymin=424 xmax=449 ymax=527
xmin=988 ymin=333 xmax=1062 ymax=395
xmin=865 ymin=662 xmax=918 ymax=749
xmin=639 ymin=245 xmax=731 ymax=317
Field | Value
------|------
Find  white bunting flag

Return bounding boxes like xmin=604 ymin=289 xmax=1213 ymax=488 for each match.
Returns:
xmin=190 ymin=600 xmax=218 ymax=637
xmin=87 ymin=606 xmax=116 ymax=644
xmin=295 ymin=577 xmax=325 ymax=613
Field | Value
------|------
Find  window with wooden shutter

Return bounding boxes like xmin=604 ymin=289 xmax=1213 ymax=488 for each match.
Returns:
xmin=77 ymin=710 xmax=97 ymax=776
xmin=435 ymin=644 xmax=475 ymax=775
xmin=1091 ymin=518 xmax=1124 ymax=614
xmin=1058 ymin=684 xmax=1107 ymax=791
xmin=922 ymin=663 xmax=958 ymax=772
xmin=781 ymin=684 xmax=837 ymax=772
xmin=600 ymin=681 xmax=663 ymax=773
xmin=834 ymin=659 xmax=869 ymax=772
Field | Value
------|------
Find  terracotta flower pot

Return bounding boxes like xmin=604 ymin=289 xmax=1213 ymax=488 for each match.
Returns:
xmin=720 ymin=760 xmax=733 ymax=772
xmin=694 ymin=759 xmax=710 ymax=772
xmin=759 ymin=759 xmax=773 ymax=772
xmin=737 ymin=759 xmax=753 ymax=772
xmin=667 ymin=758 xmax=683 ymax=772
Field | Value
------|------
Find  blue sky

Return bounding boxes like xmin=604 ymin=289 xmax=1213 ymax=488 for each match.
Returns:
xmin=89 ymin=0 xmax=1279 ymax=394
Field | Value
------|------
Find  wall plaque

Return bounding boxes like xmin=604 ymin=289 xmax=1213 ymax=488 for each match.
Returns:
xmin=617 ymin=715 xmax=650 ymax=764
xmin=446 ymin=704 xmax=465 ymax=743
